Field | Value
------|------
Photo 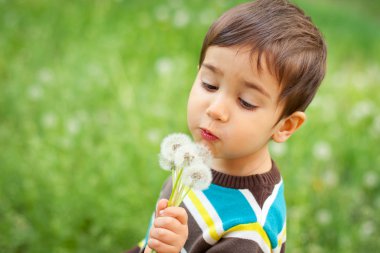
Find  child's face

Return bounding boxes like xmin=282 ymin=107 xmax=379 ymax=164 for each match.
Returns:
xmin=187 ymin=46 xmax=284 ymax=162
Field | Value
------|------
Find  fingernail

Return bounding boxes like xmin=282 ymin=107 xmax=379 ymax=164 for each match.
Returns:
xmin=159 ymin=210 xmax=164 ymax=216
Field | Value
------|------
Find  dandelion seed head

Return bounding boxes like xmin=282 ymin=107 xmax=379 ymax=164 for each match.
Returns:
xmin=182 ymin=163 xmax=212 ymax=191
xmin=174 ymin=144 xmax=199 ymax=168
xmin=160 ymin=133 xmax=192 ymax=162
xmin=159 ymin=154 xmax=173 ymax=171
xmin=194 ymin=143 xmax=213 ymax=167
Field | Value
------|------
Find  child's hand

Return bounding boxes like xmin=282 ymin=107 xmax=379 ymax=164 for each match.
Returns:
xmin=145 ymin=199 xmax=188 ymax=253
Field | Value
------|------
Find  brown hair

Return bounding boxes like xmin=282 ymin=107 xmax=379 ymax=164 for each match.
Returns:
xmin=199 ymin=0 xmax=327 ymax=118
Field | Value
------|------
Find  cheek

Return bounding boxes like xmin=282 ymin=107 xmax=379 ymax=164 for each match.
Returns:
xmin=187 ymin=85 xmax=199 ymax=125
xmin=187 ymin=81 xmax=204 ymax=106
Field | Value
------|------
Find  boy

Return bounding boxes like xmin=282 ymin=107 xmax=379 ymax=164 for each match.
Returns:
xmin=128 ymin=0 xmax=326 ymax=252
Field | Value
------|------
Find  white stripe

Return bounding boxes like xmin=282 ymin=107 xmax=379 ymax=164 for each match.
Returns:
xmin=278 ymin=221 xmax=286 ymax=242
xmin=273 ymin=222 xmax=287 ymax=253
xmin=183 ymin=195 xmax=216 ymax=245
xmin=240 ymin=189 xmax=263 ymax=225
xmin=194 ymin=190 xmax=224 ymax=236
xmin=180 ymin=248 xmax=187 ymax=253
xmin=261 ymin=179 xmax=283 ymax=224
xmin=225 ymin=230 xmax=271 ymax=253
xmin=183 ymin=190 xmax=225 ymax=245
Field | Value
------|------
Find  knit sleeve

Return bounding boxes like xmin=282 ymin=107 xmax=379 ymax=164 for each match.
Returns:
xmin=206 ymin=237 xmax=286 ymax=253
xmin=206 ymin=238 xmax=265 ymax=253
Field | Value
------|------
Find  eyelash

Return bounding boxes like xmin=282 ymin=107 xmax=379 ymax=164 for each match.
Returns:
xmin=239 ymin=98 xmax=257 ymax=110
xmin=201 ymin=82 xmax=218 ymax=91
xmin=201 ymin=82 xmax=258 ymax=111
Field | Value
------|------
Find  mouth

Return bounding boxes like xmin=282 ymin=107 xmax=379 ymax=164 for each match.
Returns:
xmin=200 ymin=128 xmax=219 ymax=141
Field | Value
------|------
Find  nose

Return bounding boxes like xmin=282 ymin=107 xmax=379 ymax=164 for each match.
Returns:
xmin=206 ymin=96 xmax=229 ymax=122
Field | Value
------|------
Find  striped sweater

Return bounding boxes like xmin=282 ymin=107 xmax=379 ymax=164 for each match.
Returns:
xmin=128 ymin=161 xmax=286 ymax=253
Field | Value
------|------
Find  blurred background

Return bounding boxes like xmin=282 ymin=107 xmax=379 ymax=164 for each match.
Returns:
xmin=1 ymin=0 xmax=379 ymax=252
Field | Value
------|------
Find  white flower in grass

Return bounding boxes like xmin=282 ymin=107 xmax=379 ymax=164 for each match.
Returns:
xmin=360 ymin=221 xmax=375 ymax=238
xmin=313 ymin=141 xmax=331 ymax=161
xmin=155 ymin=57 xmax=173 ymax=76
xmin=363 ymin=170 xmax=378 ymax=188
xmin=316 ymin=209 xmax=332 ymax=225
xmin=182 ymin=163 xmax=212 ymax=191
xmin=160 ymin=133 xmax=192 ymax=162
xmin=173 ymin=9 xmax=189 ymax=28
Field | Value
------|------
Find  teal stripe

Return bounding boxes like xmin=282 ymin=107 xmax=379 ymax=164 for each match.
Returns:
xmin=143 ymin=213 xmax=154 ymax=248
xmin=263 ymin=183 xmax=286 ymax=248
xmin=203 ymin=184 xmax=257 ymax=231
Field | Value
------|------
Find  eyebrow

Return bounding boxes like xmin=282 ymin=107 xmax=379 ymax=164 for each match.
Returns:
xmin=244 ymin=80 xmax=270 ymax=98
xmin=202 ymin=63 xmax=270 ymax=98
xmin=202 ymin=63 xmax=224 ymax=76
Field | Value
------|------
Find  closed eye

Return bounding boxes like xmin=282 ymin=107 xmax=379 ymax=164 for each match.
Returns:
xmin=239 ymin=98 xmax=258 ymax=110
xmin=201 ymin=82 xmax=218 ymax=91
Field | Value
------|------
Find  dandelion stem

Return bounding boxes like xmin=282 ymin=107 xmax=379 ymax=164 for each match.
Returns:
xmin=171 ymin=168 xmax=176 ymax=191
xmin=176 ymin=186 xmax=192 ymax=206
xmin=168 ymin=168 xmax=183 ymax=206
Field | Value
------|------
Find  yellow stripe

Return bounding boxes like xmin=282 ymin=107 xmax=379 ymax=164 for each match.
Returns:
xmin=277 ymin=225 xmax=286 ymax=246
xmin=223 ymin=223 xmax=271 ymax=248
xmin=138 ymin=239 xmax=146 ymax=248
xmin=188 ymin=190 xmax=220 ymax=241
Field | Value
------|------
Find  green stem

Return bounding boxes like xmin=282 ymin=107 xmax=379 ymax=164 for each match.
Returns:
xmin=175 ymin=185 xmax=192 ymax=206
xmin=151 ymin=178 xmax=192 ymax=253
xmin=168 ymin=168 xmax=183 ymax=206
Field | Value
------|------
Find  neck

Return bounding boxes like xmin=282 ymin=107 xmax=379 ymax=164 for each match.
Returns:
xmin=212 ymin=148 xmax=272 ymax=176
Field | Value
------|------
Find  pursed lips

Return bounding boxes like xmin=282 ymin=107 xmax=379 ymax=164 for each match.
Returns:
xmin=200 ymin=128 xmax=219 ymax=141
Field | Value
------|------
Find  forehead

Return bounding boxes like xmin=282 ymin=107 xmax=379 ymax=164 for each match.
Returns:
xmin=202 ymin=46 xmax=281 ymax=98
xmin=203 ymin=46 xmax=275 ymax=77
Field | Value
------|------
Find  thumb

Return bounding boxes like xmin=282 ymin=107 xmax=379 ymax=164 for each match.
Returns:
xmin=155 ymin=198 xmax=168 ymax=217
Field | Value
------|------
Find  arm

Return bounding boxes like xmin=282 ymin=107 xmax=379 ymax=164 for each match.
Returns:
xmin=206 ymin=238 xmax=265 ymax=253
xmin=206 ymin=237 xmax=286 ymax=253
xmin=145 ymin=199 xmax=188 ymax=253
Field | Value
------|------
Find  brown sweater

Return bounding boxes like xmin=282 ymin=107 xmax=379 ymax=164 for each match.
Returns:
xmin=127 ymin=162 xmax=286 ymax=253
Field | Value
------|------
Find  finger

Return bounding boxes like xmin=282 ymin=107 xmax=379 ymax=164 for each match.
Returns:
xmin=147 ymin=238 xmax=178 ymax=253
xmin=155 ymin=199 xmax=168 ymax=217
xmin=149 ymin=227 xmax=179 ymax=246
xmin=160 ymin=206 xmax=188 ymax=225
xmin=154 ymin=216 xmax=183 ymax=232
xmin=143 ymin=246 xmax=152 ymax=253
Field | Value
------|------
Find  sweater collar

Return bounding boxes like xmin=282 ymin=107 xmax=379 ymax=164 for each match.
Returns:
xmin=211 ymin=160 xmax=281 ymax=189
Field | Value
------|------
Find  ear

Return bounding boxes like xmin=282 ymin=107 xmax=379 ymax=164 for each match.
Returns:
xmin=272 ymin=111 xmax=306 ymax=143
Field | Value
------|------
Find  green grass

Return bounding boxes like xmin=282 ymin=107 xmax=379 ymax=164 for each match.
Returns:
xmin=1 ymin=0 xmax=379 ymax=252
